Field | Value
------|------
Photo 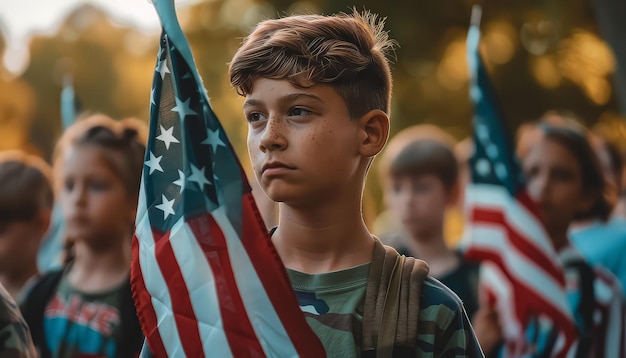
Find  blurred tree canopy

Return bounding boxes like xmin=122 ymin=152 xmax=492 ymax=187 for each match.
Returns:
xmin=1 ymin=0 xmax=625 ymax=218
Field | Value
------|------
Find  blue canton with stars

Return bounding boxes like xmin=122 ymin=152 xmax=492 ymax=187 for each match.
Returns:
xmin=466 ymin=20 xmax=525 ymax=196
xmin=143 ymin=24 xmax=246 ymax=236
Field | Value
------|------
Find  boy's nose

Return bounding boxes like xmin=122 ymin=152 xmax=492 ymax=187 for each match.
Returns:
xmin=527 ymin=175 xmax=548 ymax=203
xmin=259 ymin=118 xmax=288 ymax=152
xmin=71 ymin=185 xmax=88 ymax=206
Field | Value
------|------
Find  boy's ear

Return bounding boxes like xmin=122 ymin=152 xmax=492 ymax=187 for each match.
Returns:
xmin=35 ymin=207 xmax=53 ymax=239
xmin=357 ymin=109 xmax=389 ymax=157
xmin=446 ymin=182 xmax=461 ymax=208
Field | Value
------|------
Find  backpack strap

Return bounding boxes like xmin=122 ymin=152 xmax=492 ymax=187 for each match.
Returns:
xmin=362 ymin=238 xmax=429 ymax=357
xmin=116 ymin=278 xmax=145 ymax=357
xmin=20 ymin=269 xmax=64 ymax=358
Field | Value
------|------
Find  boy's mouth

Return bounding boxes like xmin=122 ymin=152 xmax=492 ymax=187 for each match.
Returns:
xmin=261 ymin=161 xmax=295 ymax=175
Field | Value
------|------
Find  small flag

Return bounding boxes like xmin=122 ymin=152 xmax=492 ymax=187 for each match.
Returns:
xmin=130 ymin=0 xmax=326 ymax=356
xmin=38 ymin=73 xmax=82 ymax=272
xmin=61 ymin=74 xmax=80 ymax=130
xmin=462 ymin=5 xmax=578 ymax=357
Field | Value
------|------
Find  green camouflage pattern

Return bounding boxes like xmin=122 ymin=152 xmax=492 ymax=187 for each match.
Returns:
xmin=288 ymin=265 xmax=484 ymax=357
xmin=0 ymin=284 xmax=37 ymax=357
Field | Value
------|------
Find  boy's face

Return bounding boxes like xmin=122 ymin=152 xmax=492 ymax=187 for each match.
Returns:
xmin=60 ymin=146 xmax=136 ymax=244
xmin=385 ymin=174 xmax=450 ymax=238
xmin=244 ymin=78 xmax=363 ymax=205
xmin=0 ymin=219 xmax=44 ymax=271
xmin=523 ymin=137 xmax=589 ymax=232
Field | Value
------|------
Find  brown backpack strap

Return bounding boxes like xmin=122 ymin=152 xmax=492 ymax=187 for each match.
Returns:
xmin=362 ymin=237 xmax=429 ymax=357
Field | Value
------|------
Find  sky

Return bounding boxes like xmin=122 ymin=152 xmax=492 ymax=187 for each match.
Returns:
xmin=0 ymin=0 xmax=196 ymax=74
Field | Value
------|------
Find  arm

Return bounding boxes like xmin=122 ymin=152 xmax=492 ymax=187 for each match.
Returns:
xmin=417 ymin=278 xmax=484 ymax=358
xmin=0 ymin=286 xmax=38 ymax=357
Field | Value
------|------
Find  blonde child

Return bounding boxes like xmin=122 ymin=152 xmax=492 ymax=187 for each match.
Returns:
xmin=21 ymin=114 xmax=145 ymax=358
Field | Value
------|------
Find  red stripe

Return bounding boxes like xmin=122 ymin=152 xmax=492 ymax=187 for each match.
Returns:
xmin=239 ymin=192 xmax=327 ymax=357
xmin=187 ymin=213 xmax=266 ymax=357
xmin=470 ymin=207 xmax=565 ymax=286
xmin=152 ymin=228 xmax=205 ymax=356
xmin=130 ymin=234 xmax=167 ymax=357
xmin=467 ymin=249 xmax=578 ymax=358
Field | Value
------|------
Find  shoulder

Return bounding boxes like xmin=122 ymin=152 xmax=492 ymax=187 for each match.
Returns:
xmin=420 ymin=276 xmax=465 ymax=313
xmin=416 ymin=277 xmax=484 ymax=356
xmin=0 ymin=285 xmax=37 ymax=356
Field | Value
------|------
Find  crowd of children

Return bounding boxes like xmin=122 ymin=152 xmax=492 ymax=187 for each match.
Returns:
xmin=0 ymin=7 xmax=625 ymax=358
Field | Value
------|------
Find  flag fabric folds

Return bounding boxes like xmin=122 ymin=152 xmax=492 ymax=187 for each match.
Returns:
xmin=130 ymin=0 xmax=326 ymax=356
xmin=462 ymin=6 xmax=578 ymax=357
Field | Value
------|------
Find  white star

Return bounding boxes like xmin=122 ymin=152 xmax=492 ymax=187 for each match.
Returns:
xmin=188 ymin=163 xmax=211 ymax=189
xmin=201 ymin=128 xmax=226 ymax=153
xmin=476 ymin=123 xmax=489 ymax=143
xmin=486 ymin=143 xmax=499 ymax=159
xmin=495 ymin=163 xmax=508 ymax=181
xmin=150 ymin=88 xmax=156 ymax=106
xmin=144 ymin=151 xmax=163 ymax=175
xmin=156 ymin=125 xmax=180 ymax=150
xmin=173 ymin=169 xmax=185 ymax=192
xmin=475 ymin=158 xmax=491 ymax=177
xmin=156 ymin=59 xmax=170 ymax=80
xmin=171 ymin=97 xmax=197 ymax=121
xmin=155 ymin=194 xmax=175 ymax=220
xmin=470 ymin=85 xmax=483 ymax=103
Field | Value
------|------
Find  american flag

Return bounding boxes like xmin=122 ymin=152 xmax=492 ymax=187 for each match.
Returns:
xmin=130 ymin=0 xmax=326 ymax=356
xmin=462 ymin=6 xmax=578 ymax=357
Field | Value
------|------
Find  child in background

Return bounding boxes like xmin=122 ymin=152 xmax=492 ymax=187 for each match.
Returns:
xmin=21 ymin=114 xmax=145 ymax=358
xmin=477 ymin=122 xmax=625 ymax=356
xmin=0 ymin=150 xmax=53 ymax=305
xmin=379 ymin=136 xmax=480 ymax=319
xmin=569 ymin=134 xmax=626 ymax=293
xmin=228 ymin=10 xmax=483 ymax=356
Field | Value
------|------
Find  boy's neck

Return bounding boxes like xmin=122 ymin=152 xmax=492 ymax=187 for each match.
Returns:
xmin=273 ymin=201 xmax=374 ymax=274
xmin=0 ymin=262 xmax=38 ymax=299
xmin=69 ymin=239 xmax=131 ymax=292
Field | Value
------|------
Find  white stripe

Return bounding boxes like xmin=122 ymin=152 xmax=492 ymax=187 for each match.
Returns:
xmin=168 ymin=217 xmax=233 ymax=358
xmin=480 ymin=263 xmax=522 ymax=340
xmin=468 ymin=224 xmax=574 ymax=320
xmin=135 ymin=206 xmax=185 ymax=357
xmin=466 ymin=184 xmax=557 ymax=258
xmin=212 ymin=207 xmax=300 ymax=358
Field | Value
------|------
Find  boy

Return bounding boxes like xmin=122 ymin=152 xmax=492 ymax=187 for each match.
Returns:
xmin=0 ymin=150 xmax=53 ymax=305
xmin=379 ymin=136 xmax=480 ymax=319
xmin=229 ymin=10 xmax=483 ymax=356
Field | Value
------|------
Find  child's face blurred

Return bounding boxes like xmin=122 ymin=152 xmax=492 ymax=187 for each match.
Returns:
xmin=385 ymin=174 xmax=450 ymax=238
xmin=0 ymin=218 xmax=45 ymax=271
xmin=523 ymin=137 xmax=589 ymax=233
xmin=244 ymin=78 xmax=362 ymax=205
xmin=59 ymin=145 xmax=135 ymax=244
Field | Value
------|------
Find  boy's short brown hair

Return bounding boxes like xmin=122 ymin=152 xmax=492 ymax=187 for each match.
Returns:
xmin=389 ymin=139 xmax=459 ymax=190
xmin=0 ymin=150 xmax=53 ymax=224
xmin=228 ymin=10 xmax=395 ymax=119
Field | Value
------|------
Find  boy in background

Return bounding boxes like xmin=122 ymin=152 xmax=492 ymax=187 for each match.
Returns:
xmin=380 ymin=136 xmax=480 ymax=318
xmin=0 ymin=150 xmax=53 ymax=305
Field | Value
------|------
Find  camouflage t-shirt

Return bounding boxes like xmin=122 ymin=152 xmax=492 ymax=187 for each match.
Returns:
xmin=287 ymin=263 xmax=484 ymax=357
xmin=0 ymin=284 xmax=37 ymax=357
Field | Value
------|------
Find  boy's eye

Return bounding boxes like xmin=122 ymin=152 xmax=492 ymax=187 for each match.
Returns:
xmin=64 ymin=179 xmax=75 ymax=192
xmin=288 ymin=107 xmax=312 ymax=117
xmin=246 ymin=112 xmax=266 ymax=123
xmin=552 ymin=168 xmax=574 ymax=182
xmin=413 ymin=183 xmax=432 ymax=193
xmin=90 ymin=181 xmax=110 ymax=192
